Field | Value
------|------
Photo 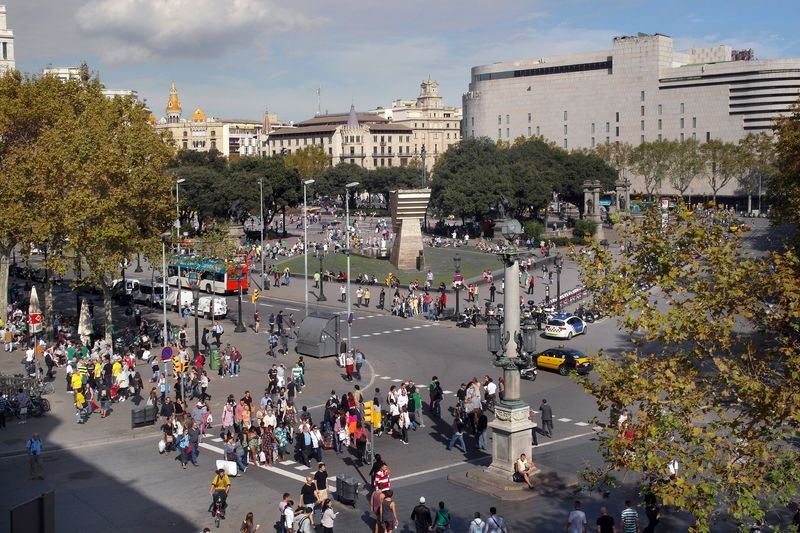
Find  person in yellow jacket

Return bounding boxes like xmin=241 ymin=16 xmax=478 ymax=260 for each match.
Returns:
xmin=112 ymin=359 xmax=122 ymax=378
xmin=71 ymin=371 xmax=83 ymax=393
xmin=75 ymin=389 xmax=86 ymax=424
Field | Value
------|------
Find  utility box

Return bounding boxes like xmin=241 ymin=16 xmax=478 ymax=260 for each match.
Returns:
xmin=296 ymin=312 xmax=340 ymax=358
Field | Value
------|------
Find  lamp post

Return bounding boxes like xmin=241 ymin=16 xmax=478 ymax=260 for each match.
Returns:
xmin=160 ymin=231 xmax=171 ymax=393
xmin=345 ymin=181 xmax=359 ymax=353
xmin=554 ymin=253 xmax=563 ymax=312
xmin=453 ymin=253 xmax=462 ymax=317
xmin=234 ymin=263 xmax=246 ymax=333
xmin=175 ymin=178 xmax=186 ymax=237
xmin=260 ymin=177 xmax=269 ymax=292
xmin=484 ymin=218 xmax=534 ymax=479
xmin=420 ymin=144 xmax=427 ymax=187
xmin=316 ymin=248 xmax=327 ymax=302
xmin=191 ymin=284 xmax=200 ymax=358
xmin=303 ymin=179 xmax=315 ymax=316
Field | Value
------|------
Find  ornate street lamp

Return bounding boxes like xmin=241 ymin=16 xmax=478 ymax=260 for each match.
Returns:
xmin=234 ymin=263 xmax=246 ymax=332
xmin=316 ymin=247 xmax=327 ymax=302
xmin=554 ymin=253 xmax=564 ymax=312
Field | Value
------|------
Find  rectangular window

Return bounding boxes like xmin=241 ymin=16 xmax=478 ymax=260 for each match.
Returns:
xmin=680 ymin=133 xmax=684 ymax=142
xmin=498 ymin=115 xmax=502 ymax=124
xmin=606 ymin=136 xmax=610 ymax=144
xmin=498 ymin=129 xmax=502 ymax=139
xmin=536 ymin=126 xmax=540 ymax=136
xmin=373 ymin=146 xmax=377 ymax=154
xmin=658 ymin=134 xmax=662 ymax=141
xmin=616 ymin=126 xmax=620 ymax=137
xmin=640 ymin=120 xmax=645 ymax=131
xmin=373 ymin=136 xmax=377 ymax=142
xmin=471 ymin=130 xmax=475 ymax=138
xmin=506 ymin=128 xmax=510 ymax=138
xmin=506 ymin=114 xmax=510 ymax=124
xmin=591 ymin=137 xmax=596 ymax=148
xmin=681 ymin=102 xmax=685 ymax=114
xmin=527 ymin=127 xmax=531 ymax=136
xmin=563 ymin=139 xmax=568 ymax=149
xmin=1 ymin=43 xmax=6 ymax=60
xmin=641 ymin=90 xmax=645 ymax=102
xmin=564 ymin=125 xmax=568 ymax=135
xmin=591 ymin=123 xmax=595 ymax=134
xmin=528 ymin=113 xmax=532 ymax=123
xmin=606 ymin=122 xmax=610 ymax=133
xmin=692 ymin=117 xmax=697 ymax=128
xmin=615 ymin=112 xmax=620 ymax=123
xmin=471 ymin=117 xmax=474 ymax=126
xmin=658 ymin=119 xmax=662 ymax=130
xmin=692 ymin=132 xmax=696 ymax=140
xmin=658 ymin=104 xmax=662 ymax=115
xmin=640 ymin=135 xmax=645 ymax=144
xmin=680 ymin=118 xmax=684 ymax=129
xmin=706 ymin=132 xmax=711 ymax=142
xmin=641 ymin=106 xmax=645 ymax=117
xmin=563 ymin=110 xmax=568 ymax=121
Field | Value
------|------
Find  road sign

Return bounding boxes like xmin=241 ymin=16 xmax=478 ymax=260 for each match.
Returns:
xmin=161 ymin=346 xmax=173 ymax=361
xmin=29 ymin=313 xmax=42 ymax=326
xmin=251 ymin=288 xmax=260 ymax=304
xmin=187 ymin=271 xmax=199 ymax=288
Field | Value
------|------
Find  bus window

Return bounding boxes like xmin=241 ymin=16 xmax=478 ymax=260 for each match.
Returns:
xmin=215 ymin=272 xmax=225 ymax=283
xmin=167 ymin=266 xmax=178 ymax=278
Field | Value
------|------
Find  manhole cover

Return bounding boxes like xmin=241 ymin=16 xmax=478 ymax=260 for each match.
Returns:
xmin=68 ymin=470 xmax=93 ymax=480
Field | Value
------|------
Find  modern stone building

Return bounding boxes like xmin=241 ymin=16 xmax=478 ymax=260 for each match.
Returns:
xmin=155 ymin=82 xmax=267 ymax=158
xmin=372 ymin=79 xmax=463 ymax=173
xmin=463 ymin=33 xmax=800 ymax=197
xmin=267 ymin=105 xmax=414 ymax=170
xmin=0 ymin=5 xmax=15 ymax=74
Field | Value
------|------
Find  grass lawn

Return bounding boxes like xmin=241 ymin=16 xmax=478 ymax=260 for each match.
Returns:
xmin=278 ymin=246 xmax=503 ymax=287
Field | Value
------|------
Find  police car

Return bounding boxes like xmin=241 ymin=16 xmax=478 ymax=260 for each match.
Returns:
xmin=543 ymin=313 xmax=587 ymax=340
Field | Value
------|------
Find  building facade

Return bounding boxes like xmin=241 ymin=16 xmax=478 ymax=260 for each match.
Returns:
xmin=267 ymin=105 xmax=414 ymax=170
xmin=0 ymin=5 xmax=14 ymax=74
xmin=372 ymin=79 xmax=462 ymax=171
xmin=155 ymin=82 xmax=265 ymax=157
xmin=463 ymin=33 xmax=800 ymax=197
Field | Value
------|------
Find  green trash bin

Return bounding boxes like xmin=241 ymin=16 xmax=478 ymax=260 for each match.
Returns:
xmin=209 ymin=349 xmax=220 ymax=370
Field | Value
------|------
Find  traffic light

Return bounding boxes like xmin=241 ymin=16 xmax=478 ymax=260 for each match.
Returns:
xmin=362 ymin=401 xmax=373 ymax=425
xmin=251 ymin=288 xmax=260 ymax=304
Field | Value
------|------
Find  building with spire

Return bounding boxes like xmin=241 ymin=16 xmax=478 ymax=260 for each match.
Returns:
xmin=371 ymin=79 xmax=463 ymax=170
xmin=154 ymin=82 xmax=287 ymax=157
xmin=266 ymin=104 xmax=413 ymax=169
xmin=0 ymin=5 xmax=15 ymax=74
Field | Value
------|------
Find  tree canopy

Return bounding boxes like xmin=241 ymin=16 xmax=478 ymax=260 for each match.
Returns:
xmin=771 ymin=104 xmax=800 ymax=232
xmin=576 ymin=205 xmax=800 ymax=531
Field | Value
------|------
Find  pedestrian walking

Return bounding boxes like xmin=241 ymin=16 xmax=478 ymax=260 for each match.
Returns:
xmin=253 ymin=310 xmax=260 ymax=333
xmin=621 ymin=500 xmax=641 ymax=533
xmin=429 ymin=376 xmax=443 ymax=417
xmin=356 ymin=287 xmax=364 ymax=307
xmin=410 ymin=496 xmax=433 ymax=533
xmin=489 ymin=282 xmax=496 ymax=302
xmin=344 ymin=352 xmax=354 ymax=382
xmin=566 ymin=500 xmax=588 ymax=533
xmin=240 ymin=511 xmax=261 ymax=533
xmin=486 ymin=507 xmax=508 ymax=533
xmin=446 ymin=412 xmax=466 ymax=452
xmin=320 ymin=498 xmax=338 ymax=533
xmin=339 ymin=285 xmax=346 ymax=303
xmin=26 ymin=432 xmax=44 ymax=479
xmin=212 ymin=323 xmax=224 ymax=347
xmin=378 ymin=288 xmax=386 ymax=309
xmin=364 ymin=288 xmax=371 ymax=307
xmin=539 ymin=398 xmax=553 ymax=437
xmin=380 ymin=490 xmax=398 ymax=533
xmin=596 ymin=506 xmax=616 ymax=533
xmin=433 ymin=501 xmax=451 ymax=532
xmin=354 ymin=349 xmax=364 ymax=381
xmin=469 ymin=512 xmax=487 ymax=533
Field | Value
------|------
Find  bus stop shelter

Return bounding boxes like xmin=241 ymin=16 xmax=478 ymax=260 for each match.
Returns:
xmin=296 ymin=312 xmax=340 ymax=358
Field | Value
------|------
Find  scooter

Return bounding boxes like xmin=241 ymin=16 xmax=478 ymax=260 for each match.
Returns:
xmin=456 ymin=312 xmax=472 ymax=328
xmin=521 ymin=365 xmax=538 ymax=381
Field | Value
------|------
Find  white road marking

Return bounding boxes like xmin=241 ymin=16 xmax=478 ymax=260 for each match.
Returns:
xmin=258 ymin=303 xmax=274 ymax=308
xmin=372 ymin=332 xmax=381 ymax=336
xmin=402 ymin=327 xmax=412 ymax=331
xmin=210 ymin=437 xmax=223 ymax=443
xmin=382 ymin=330 xmax=392 ymax=334
xmin=361 ymin=334 xmax=372 ymax=337
xmin=294 ymin=465 xmax=310 ymax=471
xmin=285 ymin=307 xmax=300 ymax=311
xmin=557 ymin=417 xmax=572 ymax=422
xmin=574 ymin=422 xmax=590 ymax=426
xmin=392 ymin=379 xmax=402 ymax=382
xmin=534 ymin=431 xmax=596 ymax=448
xmin=199 ymin=442 xmax=312 ymax=484
xmin=443 ymin=390 xmax=453 ymax=394
xmin=392 ymin=456 xmax=492 ymax=481
xmin=351 ymin=336 xmax=361 ymax=340
xmin=279 ymin=460 xmax=296 ymax=465
xmin=393 ymin=329 xmax=403 ymax=332
xmin=381 ymin=376 xmax=392 ymax=380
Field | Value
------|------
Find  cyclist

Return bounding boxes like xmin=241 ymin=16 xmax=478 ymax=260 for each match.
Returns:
xmin=208 ymin=468 xmax=231 ymax=519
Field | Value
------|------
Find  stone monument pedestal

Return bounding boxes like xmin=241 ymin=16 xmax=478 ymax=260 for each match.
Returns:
xmin=390 ymin=217 xmax=423 ymax=271
xmin=486 ymin=400 xmax=534 ymax=478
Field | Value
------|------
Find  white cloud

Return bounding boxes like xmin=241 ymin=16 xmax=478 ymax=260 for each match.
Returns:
xmin=75 ymin=0 xmax=325 ymax=63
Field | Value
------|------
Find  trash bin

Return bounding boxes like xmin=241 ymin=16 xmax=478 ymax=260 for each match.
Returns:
xmin=296 ymin=312 xmax=341 ymax=358
xmin=131 ymin=405 xmax=158 ymax=428
xmin=336 ymin=474 xmax=359 ymax=506
xmin=209 ymin=349 xmax=220 ymax=370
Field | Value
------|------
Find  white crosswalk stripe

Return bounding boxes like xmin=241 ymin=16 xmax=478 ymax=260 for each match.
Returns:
xmin=574 ymin=422 xmax=590 ymax=426
xmin=443 ymin=390 xmax=453 ymax=394
xmin=279 ymin=460 xmax=296 ymax=466
xmin=294 ymin=465 xmax=310 ymax=471
xmin=557 ymin=418 xmax=573 ymax=422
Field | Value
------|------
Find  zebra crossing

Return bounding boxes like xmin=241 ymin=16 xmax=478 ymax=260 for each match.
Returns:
xmin=351 ymin=322 xmax=437 ymax=340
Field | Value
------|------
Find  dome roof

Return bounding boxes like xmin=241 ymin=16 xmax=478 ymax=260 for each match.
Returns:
xmin=166 ymin=82 xmax=182 ymax=114
xmin=147 ymin=112 xmax=157 ymax=126
xmin=192 ymin=108 xmax=206 ymax=122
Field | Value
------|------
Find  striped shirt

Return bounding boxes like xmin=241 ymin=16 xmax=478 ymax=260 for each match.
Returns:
xmin=621 ymin=507 xmax=639 ymax=533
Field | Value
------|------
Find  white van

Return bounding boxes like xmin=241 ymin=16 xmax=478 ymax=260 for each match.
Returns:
xmin=165 ymin=288 xmax=194 ymax=312
xmin=195 ymin=296 xmax=227 ymax=319
xmin=131 ymin=282 xmax=166 ymax=307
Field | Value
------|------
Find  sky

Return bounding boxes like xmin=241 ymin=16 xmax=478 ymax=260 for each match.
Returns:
xmin=8 ymin=0 xmax=800 ymax=122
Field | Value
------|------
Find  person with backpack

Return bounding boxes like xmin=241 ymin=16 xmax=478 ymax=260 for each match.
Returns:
xmin=212 ymin=323 xmax=224 ymax=347
xmin=429 ymin=376 xmax=443 ymax=417
xmin=433 ymin=501 xmax=451 ymax=532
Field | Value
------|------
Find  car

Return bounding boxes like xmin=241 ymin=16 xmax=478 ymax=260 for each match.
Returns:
xmin=543 ymin=313 xmax=587 ymax=339
xmin=534 ymin=348 xmax=593 ymax=376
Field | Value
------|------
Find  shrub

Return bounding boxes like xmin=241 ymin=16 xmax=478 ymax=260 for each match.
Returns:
xmin=573 ymin=219 xmax=598 ymax=238
xmin=524 ymin=221 xmax=545 ymax=240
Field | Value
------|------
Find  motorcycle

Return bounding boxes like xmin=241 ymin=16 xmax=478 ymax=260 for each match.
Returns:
xmin=456 ymin=312 xmax=472 ymax=328
xmin=521 ymin=365 xmax=538 ymax=381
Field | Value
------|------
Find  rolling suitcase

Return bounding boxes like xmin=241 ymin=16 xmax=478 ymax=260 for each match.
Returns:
xmin=322 ymin=431 xmax=334 ymax=450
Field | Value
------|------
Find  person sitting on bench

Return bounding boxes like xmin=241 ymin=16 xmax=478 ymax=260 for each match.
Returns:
xmin=514 ymin=453 xmax=535 ymax=489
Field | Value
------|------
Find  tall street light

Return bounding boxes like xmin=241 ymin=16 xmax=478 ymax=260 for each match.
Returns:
xmin=260 ymin=177 xmax=269 ymax=292
xmin=453 ymin=253 xmax=462 ymax=317
xmin=160 ymin=231 xmax=171 ymax=393
xmin=234 ymin=263 xmax=246 ymax=333
xmin=175 ymin=178 xmax=186 ymax=237
xmin=303 ymin=179 xmax=315 ymax=316
xmin=345 ymin=181 xmax=359 ymax=353
xmin=554 ymin=252 xmax=564 ymax=312
xmin=316 ymin=248 xmax=327 ymax=302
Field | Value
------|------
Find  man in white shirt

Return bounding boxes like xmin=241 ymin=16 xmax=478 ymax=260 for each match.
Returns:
xmin=565 ymin=500 xmax=588 ymax=533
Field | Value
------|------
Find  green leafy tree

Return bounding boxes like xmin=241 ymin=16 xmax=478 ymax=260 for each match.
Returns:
xmin=632 ymin=140 xmax=673 ymax=198
xmin=699 ymin=140 xmax=740 ymax=204
xmin=316 ymin=163 xmax=368 ymax=206
xmin=575 ymin=205 xmax=800 ymax=531
xmin=736 ymin=132 xmax=777 ymax=212
xmin=594 ymin=141 xmax=635 ymax=183
xmin=560 ymin=150 xmax=617 ymax=214
xmin=362 ymin=166 xmax=420 ymax=205
xmin=666 ymin=138 xmax=703 ymax=199
xmin=284 ymin=145 xmax=329 ymax=181
xmin=772 ymin=103 xmax=800 ymax=233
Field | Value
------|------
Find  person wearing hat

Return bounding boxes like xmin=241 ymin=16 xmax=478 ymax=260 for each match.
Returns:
xmin=410 ymin=496 xmax=433 ymax=533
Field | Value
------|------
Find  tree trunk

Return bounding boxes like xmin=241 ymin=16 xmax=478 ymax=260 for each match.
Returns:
xmin=0 ymin=246 xmax=11 ymax=320
xmin=103 ymin=286 xmax=114 ymax=346
xmin=44 ymin=279 xmax=54 ymax=341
